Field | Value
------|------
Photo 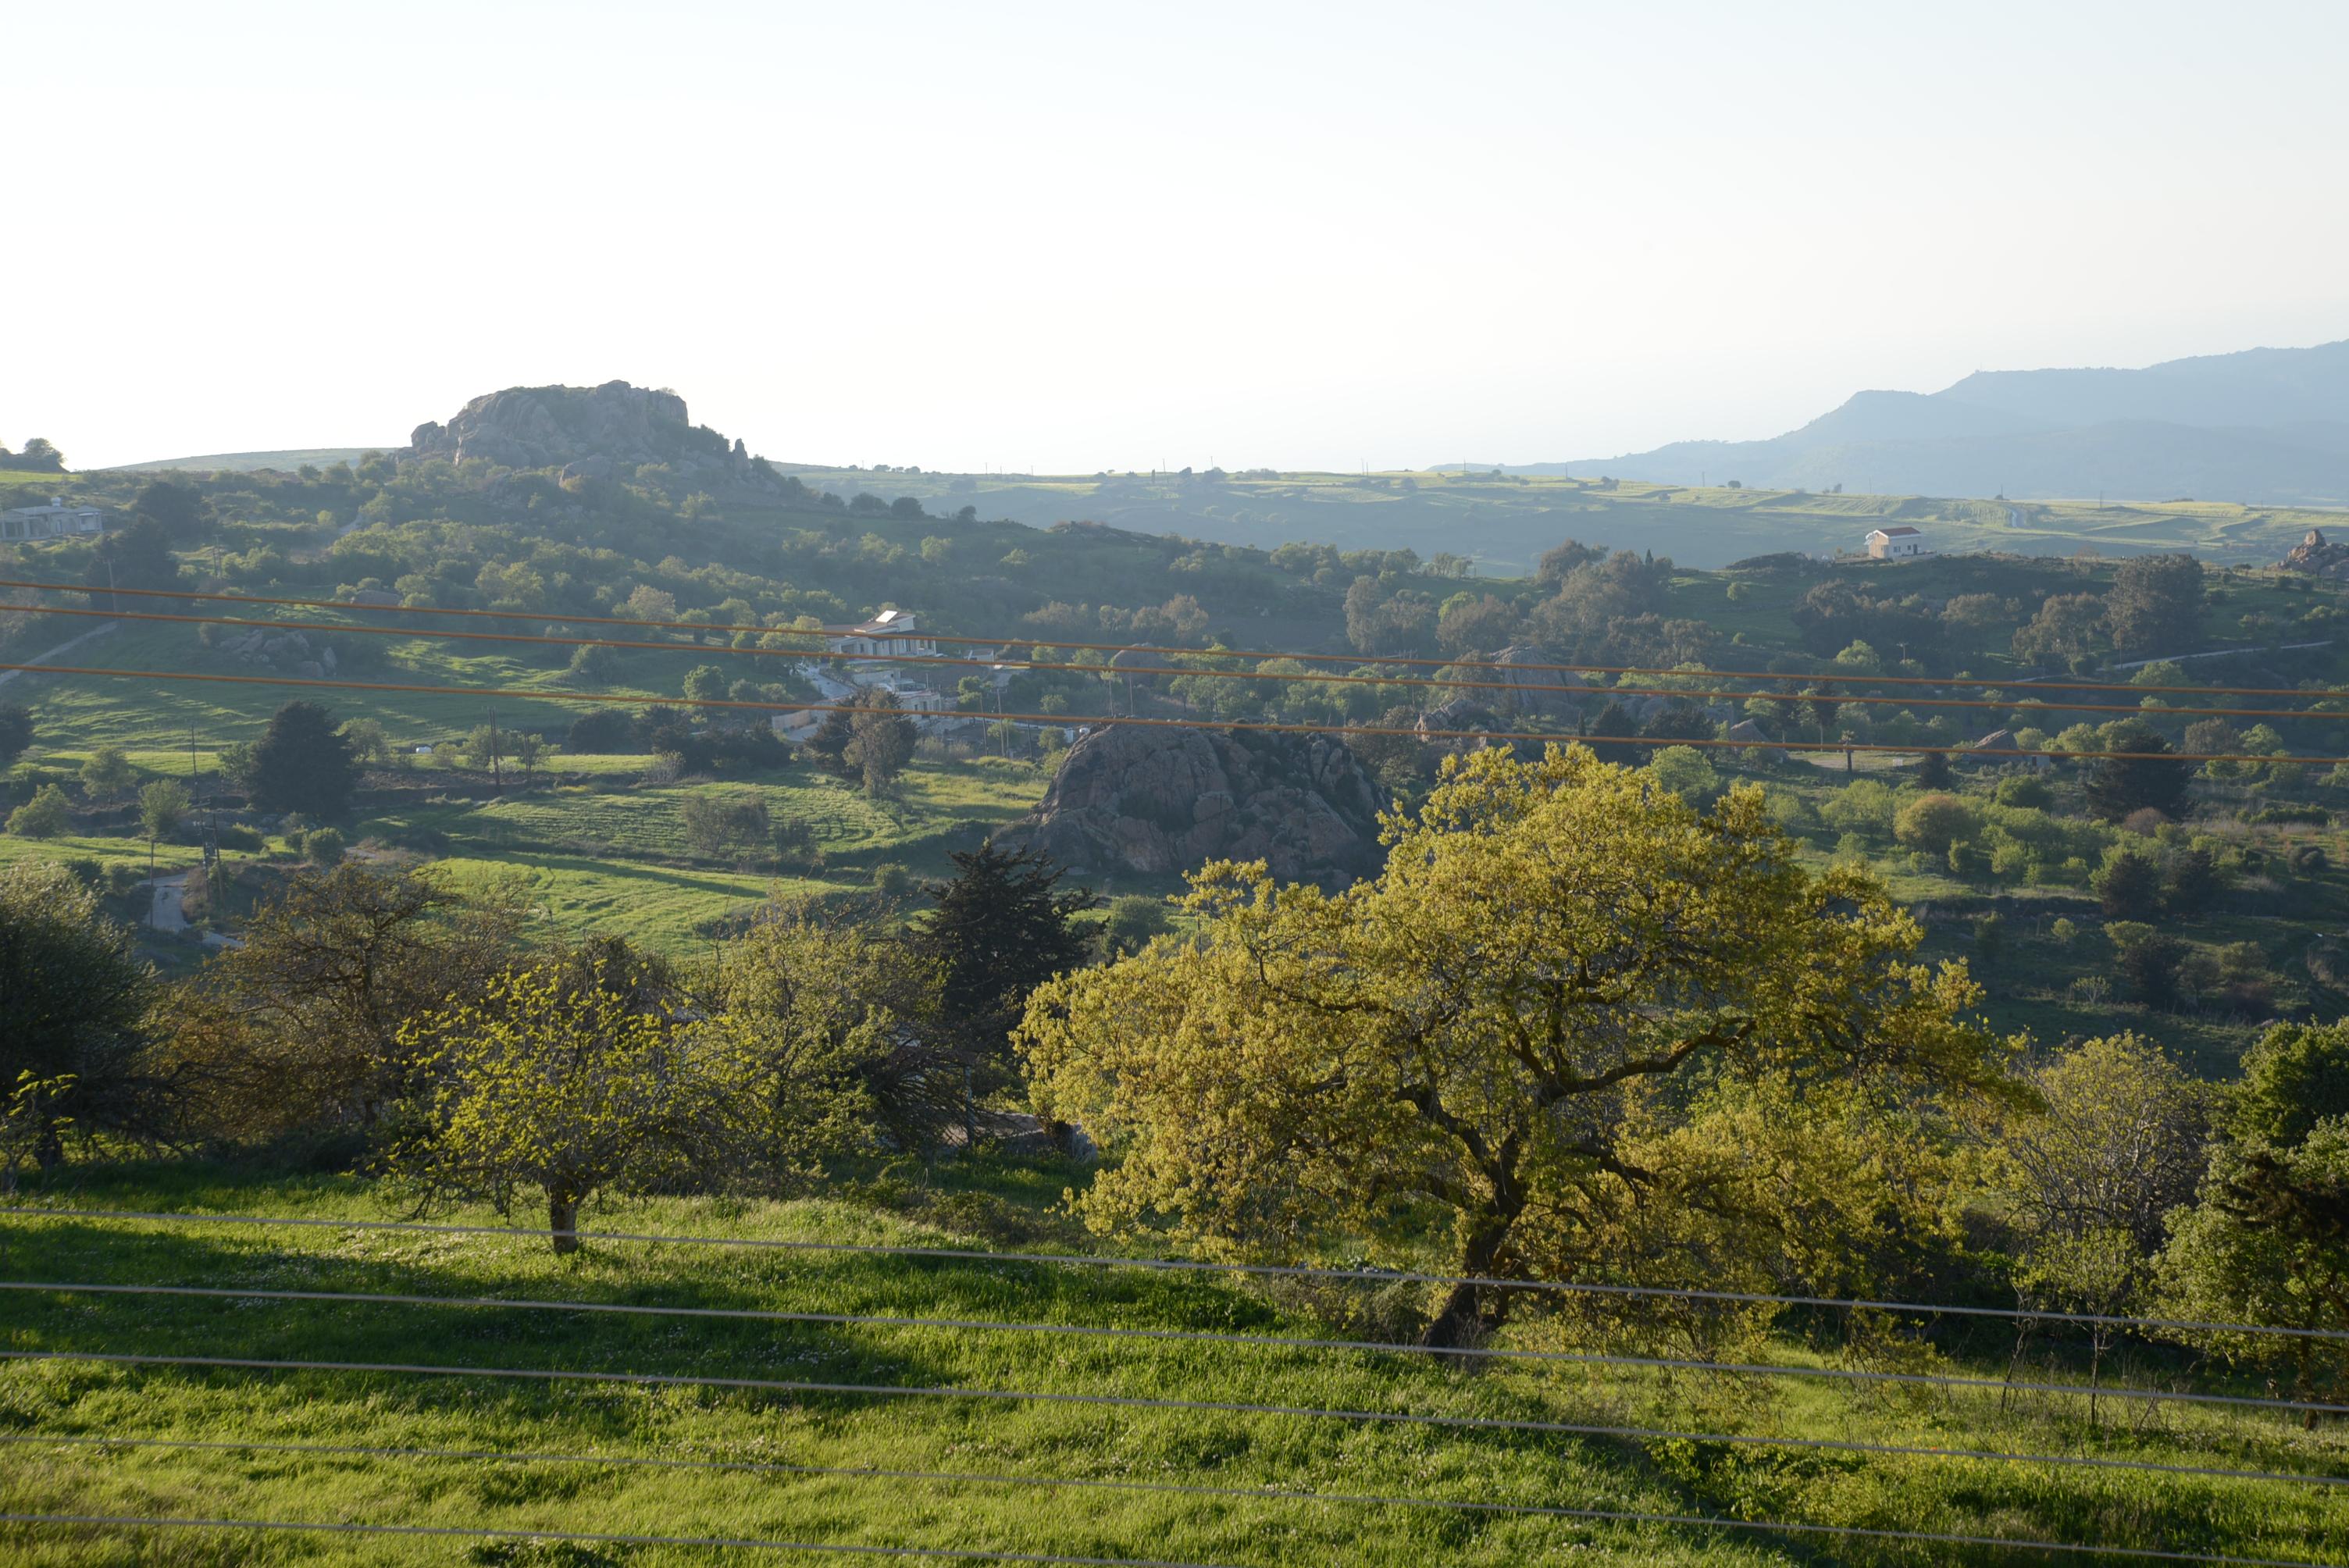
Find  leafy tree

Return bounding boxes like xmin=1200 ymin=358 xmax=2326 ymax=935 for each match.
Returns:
xmin=1100 ymin=893 xmax=1172 ymax=957
xmin=565 ymin=709 xmax=639 ymax=753
xmin=1893 ymin=793 xmax=1977 ymax=855
xmin=0 ymin=861 xmax=160 ymax=1164
xmin=391 ymin=960 xmax=701 ymax=1252
xmin=6 ymin=783 xmax=70 ymax=838
xmin=14 ymin=437 xmax=64 ymax=472
xmin=2105 ymin=554 xmax=2205 ymax=657
xmin=303 ymin=827 xmax=346 ymax=866
xmin=341 ymin=718 xmax=394 ymax=767
xmin=1435 ymin=594 xmax=1518 ymax=657
xmin=82 ymin=518 xmax=180 ymax=608
xmin=1535 ymin=540 xmax=1601 ymax=586
xmin=2001 ymin=1034 xmax=2212 ymax=1253
xmin=679 ymin=791 xmax=770 ymax=859
xmin=1644 ymin=746 xmax=1719 ymax=804
xmin=2158 ymin=1020 xmax=2349 ymax=1405
xmin=248 ymin=701 xmax=358 ymax=819
xmin=511 ymin=731 xmax=547 ymax=783
xmin=683 ymin=664 xmax=729 ymax=704
xmin=2010 ymin=593 xmax=2105 ymax=667
xmin=130 ymin=479 xmax=212 ymax=538
xmin=1913 ymin=749 xmax=1954 ymax=789
xmin=2083 ymin=721 xmax=2190 ymax=822
xmin=565 ymin=643 xmax=618 ymax=683
xmin=139 ymin=779 xmax=191 ymax=844
xmin=846 ymin=697 xmax=918 ymax=796
xmin=699 ymin=900 xmax=954 ymax=1155
xmin=175 ymin=866 xmax=522 ymax=1141
xmin=0 ymin=704 xmax=31 ymax=768
xmin=915 ymin=842 xmax=1096 ymax=1102
xmin=1992 ymin=772 xmax=2049 ymax=808
xmin=79 ymin=745 xmax=134 ymax=799
xmin=463 ymin=723 xmax=504 ymax=786
xmin=1023 ymin=744 xmax=2009 ymax=1345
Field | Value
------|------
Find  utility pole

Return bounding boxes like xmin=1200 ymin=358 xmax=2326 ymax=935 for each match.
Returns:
xmin=487 ymin=707 xmax=504 ymax=794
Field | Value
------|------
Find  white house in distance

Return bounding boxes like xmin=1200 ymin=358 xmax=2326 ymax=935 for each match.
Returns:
xmin=822 ymin=608 xmax=936 ymax=659
xmin=0 ymin=496 xmax=104 ymax=543
xmin=1866 ymin=524 xmax=1929 ymax=560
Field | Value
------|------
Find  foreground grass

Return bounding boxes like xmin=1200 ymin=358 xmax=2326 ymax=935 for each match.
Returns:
xmin=1 ymin=1163 xmax=2344 ymax=1566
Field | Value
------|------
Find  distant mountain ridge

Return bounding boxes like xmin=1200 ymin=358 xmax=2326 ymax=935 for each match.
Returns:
xmin=1497 ymin=339 xmax=2349 ymax=504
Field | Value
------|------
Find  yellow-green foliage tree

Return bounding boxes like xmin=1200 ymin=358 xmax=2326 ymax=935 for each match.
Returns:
xmin=1023 ymin=743 xmax=2015 ymax=1345
xmin=390 ymin=960 xmax=702 ymax=1253
xmin=695 ymin=900 xmax=951 ymax=1158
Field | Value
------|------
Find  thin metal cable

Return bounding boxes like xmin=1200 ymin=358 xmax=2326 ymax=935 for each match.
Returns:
xmin=5 ymin=1434 xmax=2333 ymax=1567
xmin=0 ymin=661 xmax=2329 ymax=764
xmin=10 ymin=1206 xmax=2344 ymax=1345
xmin=0 ymin=1512 xmax=1229 ymax=1566
xmin=8 ymin=1278 xmax=2335 ymax=1417
xmin=0 ymin=572 xmax=2325 ymax=697
xmin=12 ymin=597 xmax=2347 ymax=723
xmin=7 ymin=1349 xmax=2344 ymax=1490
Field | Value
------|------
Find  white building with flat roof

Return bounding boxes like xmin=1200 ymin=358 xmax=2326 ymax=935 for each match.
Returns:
xmin=1 ymin=497 xmax=103 ymax=543
xmin=821 ymin=608 xmax=936 ymax=658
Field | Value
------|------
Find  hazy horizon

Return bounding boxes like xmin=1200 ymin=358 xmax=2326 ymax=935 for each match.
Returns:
xmin=11 ymin=0 xmax=2347 ymax=473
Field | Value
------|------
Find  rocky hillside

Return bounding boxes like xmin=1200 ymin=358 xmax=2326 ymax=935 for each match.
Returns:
xmin=1007 ymin=725 xmax=1385 ymax=887
xmin=405 ymin=381 xmax=778 ymax=488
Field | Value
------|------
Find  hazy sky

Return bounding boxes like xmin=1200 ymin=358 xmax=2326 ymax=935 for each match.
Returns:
xmin=10 ymin=0 xmax=2347 ymax=472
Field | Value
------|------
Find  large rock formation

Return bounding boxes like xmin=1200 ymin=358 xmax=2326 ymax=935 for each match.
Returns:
xmin=405 ymin=381 xmax=768 ymax=485
xmin=1008 ymin=725 xmax=1385 ymax=887
xmin=1481 ymin=643 xmax=1586 ymax=720
xmin=2280 ymin=529 xmax=2349 ymax=579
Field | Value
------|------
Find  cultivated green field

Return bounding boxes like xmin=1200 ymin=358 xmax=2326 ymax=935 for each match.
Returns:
xmin=790 ymin=467 xmax=2347 ymax=573
xmin=3 ymin=1164 xmax=2345 ymax=1567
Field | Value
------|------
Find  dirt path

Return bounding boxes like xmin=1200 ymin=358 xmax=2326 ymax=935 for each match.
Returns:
xmin=0 ymin=619 xmax=122 ymax=687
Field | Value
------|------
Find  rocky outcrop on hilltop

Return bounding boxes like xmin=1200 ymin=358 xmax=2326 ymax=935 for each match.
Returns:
xmin=2280 ymin=529 xmax=2349 ymax=578
xmin=405 ymin=381 xmax=777 ymax=487
xmin=1006 ymin=725 xmax=1385 ymax=887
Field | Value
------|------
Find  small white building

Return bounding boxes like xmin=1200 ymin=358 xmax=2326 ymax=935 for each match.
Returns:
xmin=1866 ymin=525 xmax=1928 ymax=560
xmin=821 ymin=608 xmax=937 ymax=659
xmin=0 ymin=497 xmax=104 ymax=543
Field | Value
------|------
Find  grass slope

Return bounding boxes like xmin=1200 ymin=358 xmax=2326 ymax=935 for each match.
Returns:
xmin=2 ymin=1164 xmax=2344 ymax=1566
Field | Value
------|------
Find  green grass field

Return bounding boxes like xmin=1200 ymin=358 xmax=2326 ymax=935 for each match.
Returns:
xmin=2 ymin=1163 xmax=2344 ymax=1566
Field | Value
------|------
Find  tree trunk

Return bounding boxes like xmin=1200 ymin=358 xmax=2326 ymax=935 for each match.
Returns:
xmin=32 ymin=1116 xmax=65 ymax=1171
xmin=547 ymin=1192 xmax=580 ymax=1255
xmin=1420 ymin=1224 xmax=1514 ymax=1349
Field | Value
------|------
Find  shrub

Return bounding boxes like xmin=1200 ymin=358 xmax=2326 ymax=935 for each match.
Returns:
xmin=1894 ymin=793 xmax=1977 ymax=856
xmin=872 ymin=862 xmax=914 ymax=896
xmin=302 ymin=827 xmax=346 ymax=866
xmin=6 ymin=783 xmax=70 ymax=839
xmin=1821 ymin=778 xmax=1898 ymax=836
xmin=1994 ymin=774 xmax=2051 ymax=809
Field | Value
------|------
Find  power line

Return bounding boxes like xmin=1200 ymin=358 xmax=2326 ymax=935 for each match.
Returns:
xmin=13 ymin=1277 xmax=2329 ymax=1417
xmin=8 ymin=1278 xmax=2334 ymax=1416
xmin=4 ymin=572 xmax=2332 ymax=697
xmin=12 ymin=1206 xmax=2345 ymax=1344
xmin=5 ymin=1434 xmax=2330 ymax=1568
xmin=13 ymin=597 xmax=2349 ymax=724
xmin=0 ymin=1512 xmax=1233 ymax=1566
xmin=9 ymin=1349 xmax=2344 ymax=1489
xmin=2 ymin=661 xmax=2339 ymax=765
